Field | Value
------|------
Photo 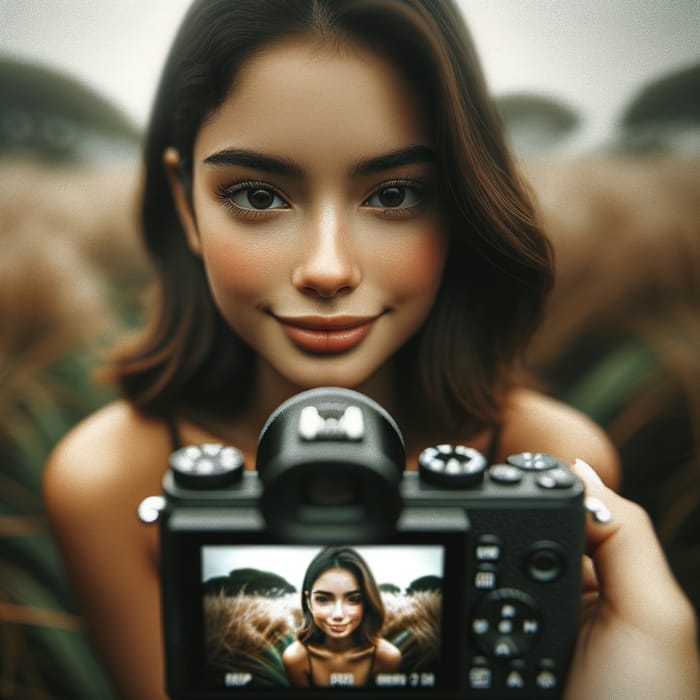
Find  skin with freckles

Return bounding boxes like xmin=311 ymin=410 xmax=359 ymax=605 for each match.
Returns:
xmin=165 ymin=40 xmax=447 ymax=413
xmin=41 ymin=5 xmax=698 ymax=698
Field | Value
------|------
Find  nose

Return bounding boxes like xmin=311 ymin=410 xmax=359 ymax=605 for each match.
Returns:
xmin=292 ymin=204 xmax=361 ymax=298
xmin=331 ymin=600 xmax=345 ymax=619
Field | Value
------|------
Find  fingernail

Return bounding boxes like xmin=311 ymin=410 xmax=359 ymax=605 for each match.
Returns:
xmin=584 ymin=496 xmax=613 ymax=524
xmin=574 ymin=457 xmax=604 ymax=486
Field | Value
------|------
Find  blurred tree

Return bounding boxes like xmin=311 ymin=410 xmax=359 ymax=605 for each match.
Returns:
xmin=614 ymin=62 xmax=700 ymax=154
xmin=0 ymin=57 xmax=140 ymax=163
xmin=495 ymin=92 xmax=581 ymax=156
xmin=203 ymin=569 xmax=297 ymax=598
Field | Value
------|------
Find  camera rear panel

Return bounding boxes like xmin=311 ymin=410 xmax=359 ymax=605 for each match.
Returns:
xmin=403 ymin=451 xmax=585 ymax=697
xmin=159 ymin=452 xmax=583 ymax=699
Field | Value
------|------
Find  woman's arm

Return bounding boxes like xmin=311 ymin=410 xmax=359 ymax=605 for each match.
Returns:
xmin=43 ymin=402 xmax=171 ymax=700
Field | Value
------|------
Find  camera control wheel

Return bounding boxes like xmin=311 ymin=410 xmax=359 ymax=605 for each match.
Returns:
xmin=470 ymin=587 xmax=542 ymax=658
xmin=169 ymin=443 xmax=245 ymax=489
xmin=418 ymin=444 xmax=487 ymax=487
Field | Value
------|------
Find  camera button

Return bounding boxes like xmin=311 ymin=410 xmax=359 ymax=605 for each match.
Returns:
xmin=536 ymin=669 xmax=559 ymax=690
xmin=475 ymin=541 xmax=501 ymax=562
xmin=474 ymin=565 xmax=498 ymax=590
xmin=488 ymin=464 xmax=523 ymax=484
xmin=536 ymin=468 xmax=576 ymax=489
xmin=493 ymin=637 xmax=519 ymax=657
xmin=468 ymin=662 xmax=493 ymax=689
xmin=505 ymin=668 xmax=526 ymax=689
xmin=137 ymin=495 xmax=166 ymax=524
xmin=472 ymin=618 xmax=490 ymax=635
xmin=507 ymin=452 xmax=560 ymax=471
xmin=525 ymin=541 xmax=566 ymax=583
xmin=498 ymin=618 xmax=514 ymax=634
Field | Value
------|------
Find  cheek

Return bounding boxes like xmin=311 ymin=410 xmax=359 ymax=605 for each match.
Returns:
xmin=349 ymin=604 xmax=363 ymax=622
xmin=310 ymin=603 xmax=327 ymax=620
xmin=372 ymin=226 xmax=447 ymax=299
xmin=198 ymin=231 xmax=282 ymax=299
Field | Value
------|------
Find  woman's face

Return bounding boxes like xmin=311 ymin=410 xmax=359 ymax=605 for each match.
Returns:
xmin=307 ymin=567 xmax=364 ymax=641
xmin=168 ymin=38 xmax=447 ymax=398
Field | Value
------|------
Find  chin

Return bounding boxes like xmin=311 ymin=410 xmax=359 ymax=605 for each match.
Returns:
xmin=280 ymin=359 xmax=383 ymax=392
xmin=257 ymin=346 xmax=397 ymax=405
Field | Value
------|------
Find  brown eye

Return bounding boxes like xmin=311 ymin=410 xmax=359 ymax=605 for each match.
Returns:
xmin=364 ymin=182 xmax=421 ymax=210
xmin=247 ymin=187 xmax=276 ymax=209
xmin=220 ymin=180 xmax=289 ymax=212
xmin=378 ymin=186 xmax=406 ymax=208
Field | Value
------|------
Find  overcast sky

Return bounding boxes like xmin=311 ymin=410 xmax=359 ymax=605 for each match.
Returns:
xmin=1 ymin=1 xmax=698 ymax=148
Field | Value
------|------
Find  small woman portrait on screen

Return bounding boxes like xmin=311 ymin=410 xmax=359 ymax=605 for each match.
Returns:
xmin=283 ymin=546 xmax=401 ymax=687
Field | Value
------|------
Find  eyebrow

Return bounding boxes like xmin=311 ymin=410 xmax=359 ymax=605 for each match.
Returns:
xmin=312 ymin=589 xmax=362 ymax=596
xmin=203 ymin=148 xmax=303 ymax=177
xmin=202 ymin=144 xmax=435 ymax=178
xmin=349 ymin=145 xmax=435 ymax=176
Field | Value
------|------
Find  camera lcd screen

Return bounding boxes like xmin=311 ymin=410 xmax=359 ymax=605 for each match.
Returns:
xmin=200 ymin=544 xmax=448 ymax=692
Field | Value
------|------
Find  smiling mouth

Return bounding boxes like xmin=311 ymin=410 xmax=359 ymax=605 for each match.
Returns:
xmin=274 ymin=314 xmax=382 ymax=354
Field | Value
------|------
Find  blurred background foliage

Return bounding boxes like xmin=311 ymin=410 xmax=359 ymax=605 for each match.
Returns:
xmin=0 ymin=50 xmax=699 ymax=698
xmin=0 ymin=58 xmax=145 ymax=699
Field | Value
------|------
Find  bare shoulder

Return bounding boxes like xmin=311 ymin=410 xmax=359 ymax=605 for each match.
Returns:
xmin=282 ymin=640 xmax=308 ymax=685
xmin=282 ymin=640 xmax=305 ymax=665
xmin=43 ymin=399 xmax=172 ymax=519
xmin=42 ymin=400 xmax=173 ymax=699
xmin=500 ymin=388 xmax=620 ymax=489
xmin=376 ymin=637 xmax=401 ymax=669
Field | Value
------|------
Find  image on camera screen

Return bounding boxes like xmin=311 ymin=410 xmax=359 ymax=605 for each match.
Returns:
xmin=201 ymin=545 xmax=444 ymax=691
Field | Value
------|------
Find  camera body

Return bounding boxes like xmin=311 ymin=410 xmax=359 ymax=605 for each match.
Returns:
xmin=143 ymin=388 xmax=584 ymax=699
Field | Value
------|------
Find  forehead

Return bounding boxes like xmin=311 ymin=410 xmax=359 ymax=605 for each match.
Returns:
xmin=194 ymin=37 xmax=430 ymax=164
xmin=311 ymin=567 xmax=360 ymax=591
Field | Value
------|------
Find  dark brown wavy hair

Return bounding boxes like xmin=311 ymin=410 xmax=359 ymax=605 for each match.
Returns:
xmin=297 ymin=546 xmax=385 ymax=648
xmin=109 ymin=0 xmax=553 ymax=436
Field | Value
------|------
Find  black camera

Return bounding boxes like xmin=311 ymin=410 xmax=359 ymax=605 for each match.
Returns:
xmin=140 ymin=387 xmax=584 ymax=699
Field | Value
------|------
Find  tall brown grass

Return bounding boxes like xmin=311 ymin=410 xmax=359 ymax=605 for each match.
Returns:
xmin=203 ymin=590 xmax=442 ymax=686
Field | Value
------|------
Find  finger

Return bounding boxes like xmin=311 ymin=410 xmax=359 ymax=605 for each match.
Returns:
xmin=571 ymin=458 xmax=691 ymax=627
xmin=580 ymin=555 xmax=598 ymax=595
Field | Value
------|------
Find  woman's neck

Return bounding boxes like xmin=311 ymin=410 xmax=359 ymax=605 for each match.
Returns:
xmin=310 ymin=635 xmax=370 ymax=656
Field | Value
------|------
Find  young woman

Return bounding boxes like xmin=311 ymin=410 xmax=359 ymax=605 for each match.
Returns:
xmin=282 ymin=547 xmax=401 ymax=687
xmin=43 ymin=1 xmax=698 ymax=698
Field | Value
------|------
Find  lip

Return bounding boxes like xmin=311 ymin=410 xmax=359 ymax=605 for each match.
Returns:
xmin=274 ymin=314 xmax=381 ymax=354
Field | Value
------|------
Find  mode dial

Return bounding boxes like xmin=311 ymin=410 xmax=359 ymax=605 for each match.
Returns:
xmin=418 ymin=444 xmax=487 ymax=487
xmin=169 ymin=443 xmax=244 ymax=489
